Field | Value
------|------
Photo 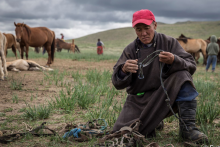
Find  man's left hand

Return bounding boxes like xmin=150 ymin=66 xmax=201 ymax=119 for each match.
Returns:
xmin=159 ymin=51 xmax=174 ymax=64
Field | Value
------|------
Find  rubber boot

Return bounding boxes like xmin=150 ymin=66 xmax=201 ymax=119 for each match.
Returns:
xmin=177 ymin=100 xmax=209 ymax=144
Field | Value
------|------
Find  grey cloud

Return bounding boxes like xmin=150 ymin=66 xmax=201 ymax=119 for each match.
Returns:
xmin=1 ymin=0 xmax=219 ymax=25
xmin=0 ymin=0 xmax=219 ymax=38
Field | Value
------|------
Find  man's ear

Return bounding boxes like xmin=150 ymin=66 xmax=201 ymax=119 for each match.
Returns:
xmin=154 ymin=22 xmax=157 ymax=30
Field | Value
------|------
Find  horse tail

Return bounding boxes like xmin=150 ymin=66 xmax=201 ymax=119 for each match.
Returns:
xmin=51 ymin=31 xmax=55 ymax=62
xmin=75 ymin=45 xmax=80 ymax=53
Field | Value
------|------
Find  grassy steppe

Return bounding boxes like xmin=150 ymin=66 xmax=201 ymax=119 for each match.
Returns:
xmin=2 ymin=20 xmax=220 ymax=146
xmin=69 ymin=20 xmax=220 ymax=51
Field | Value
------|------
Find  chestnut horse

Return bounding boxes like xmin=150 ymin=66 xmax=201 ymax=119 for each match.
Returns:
xmin=14 ymin=22 xmax=55 ymax=66
xmin=177 ymin=34 xmax=207 ymax=65
xmin=56 ymin=39 xmax=80 ymax=53
xmin=3 ymin=33 xmax=18 ymax=59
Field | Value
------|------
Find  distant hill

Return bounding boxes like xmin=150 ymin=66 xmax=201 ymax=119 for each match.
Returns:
xmin=67 ymin=20 xmax=220 ymax=50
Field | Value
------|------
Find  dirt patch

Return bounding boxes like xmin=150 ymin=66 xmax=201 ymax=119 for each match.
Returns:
xmin=0 ymin=57 xmax=115 ymax=114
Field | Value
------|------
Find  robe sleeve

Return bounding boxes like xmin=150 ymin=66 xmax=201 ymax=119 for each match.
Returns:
xmin=112 ymin=49 xmax=134 ymax=90
xmin=162 ymin=38 xmax=197 ymax=77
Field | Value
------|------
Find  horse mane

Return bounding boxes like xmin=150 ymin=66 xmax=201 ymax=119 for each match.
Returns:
xmin=23 ymin=24 xmax=31 ymax=39
xmin=179 ymin=34 xmax=192 ymax=39
xmin=177 ymin=34 xmax=194 ymax=44
xmin=176 ymin=38 xmax=188 ymax=44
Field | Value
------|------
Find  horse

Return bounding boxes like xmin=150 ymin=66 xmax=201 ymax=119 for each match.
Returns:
xmin=177 ymin=34 xmax=207 ymax=65
xmin=3 ymin=33 xmax=18 ymax=59
xmin=0 ymin=32 xmax=8 ymax=80
xmin=178 ymin=34 xmax=201 ymax=64
xmin=14 ymin=22 xmax=55 ymax=67
xmin=56 ymin=39 xmax=80 ymax=53
xmin=6 ymin=59 xmax=53 ymax=72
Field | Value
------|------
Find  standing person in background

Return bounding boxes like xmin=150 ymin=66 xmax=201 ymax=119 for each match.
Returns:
xmin=61 ymin=33 xmax=64 ymax=41
xmin=97 ymin=38 xmax=104 ymax=55
xmin=206 ymin=35 xmax=219 ymax=72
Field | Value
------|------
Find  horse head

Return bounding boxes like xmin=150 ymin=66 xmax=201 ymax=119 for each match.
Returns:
xmin=14 ymin=22 xmax=25 ymax=42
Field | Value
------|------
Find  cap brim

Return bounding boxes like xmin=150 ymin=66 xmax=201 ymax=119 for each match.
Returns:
xmin=132 ymin=19 xmax=153 ymax=27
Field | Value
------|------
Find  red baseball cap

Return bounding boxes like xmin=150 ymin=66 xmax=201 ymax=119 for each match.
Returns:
xmin=132 ymin=9 xmax=156 ymax=27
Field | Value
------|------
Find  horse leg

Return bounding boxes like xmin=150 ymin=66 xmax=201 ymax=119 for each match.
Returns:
xmin=20 ymin=46 xmax=24 ymax=59
xmin=0 ymin=57 xmax=4 ymax=80
xmin=11 ymin=67 xmax=20 ymax=72
xmin=29 ymin=67 xmax=40 ymax=71
xmin=201 ymin=48 xmax=207 ymax=65
xmin=1 ymin=52 xmax=8 ymax=78
xmin=25 ymin=45 xmax=29 ymax=60
xmin=195 ymin=52 xmax=200 ymax=64
xmin=45 ymin=44 xmax=51 ymax=67
xmin=12 ymin=45 xmax=17 ymax=59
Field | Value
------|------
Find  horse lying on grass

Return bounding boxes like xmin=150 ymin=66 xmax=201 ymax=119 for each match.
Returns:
xmin=0 ymin=32 xmax=8 ymax=80
xmin=6 ymin=59 xmax=53 ymax=72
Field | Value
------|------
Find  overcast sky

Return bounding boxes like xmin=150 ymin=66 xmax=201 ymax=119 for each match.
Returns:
xmin=0 ymin=0 xmax=219 ymax=39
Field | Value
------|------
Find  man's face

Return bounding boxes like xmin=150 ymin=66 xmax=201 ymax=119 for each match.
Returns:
xmin=134 ymin=22 xmax=157 ymax=44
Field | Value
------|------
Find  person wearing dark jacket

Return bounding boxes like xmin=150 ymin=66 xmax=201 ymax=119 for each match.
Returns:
xmin=206 ymin=35 xmax=219 ymax=72
xmin=112 ymin=9 xmax=208 ymax=145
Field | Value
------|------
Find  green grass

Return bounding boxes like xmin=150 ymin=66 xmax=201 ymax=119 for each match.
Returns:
xmin=3 ymin=108 xmax=13 ymax=112
xmin=23 ymin=104 xmax=51 ymax=120
xmin=12 ymin=94 xmax=19 ymax=103
xmin=7 ymin=48 xmax=121 ymax=62
xmin=9 ymin=75 xmax=25 ymax=90
xmin=4 ymin=36 xmax=220 ymax=146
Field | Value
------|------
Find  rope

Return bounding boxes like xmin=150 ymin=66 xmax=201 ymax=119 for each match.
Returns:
xmin=139 ymin=50 xmax=189 ymax=131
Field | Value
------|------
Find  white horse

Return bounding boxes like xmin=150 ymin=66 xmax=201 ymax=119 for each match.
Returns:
xmin=0 ymin=32 xmax=8 ymax=80
xmin=6 ymin=59 xmax=53 ymax=72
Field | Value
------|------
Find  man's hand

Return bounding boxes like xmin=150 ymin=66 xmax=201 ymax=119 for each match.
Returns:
xmin=159 ymin=51 xmax=174 ymax=64
xmin=122 ymin=59 xmax=138 ymax=73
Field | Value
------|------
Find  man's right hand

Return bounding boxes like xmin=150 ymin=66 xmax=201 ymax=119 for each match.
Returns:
xmin=122 ymin=59 xmax=138 ymax=73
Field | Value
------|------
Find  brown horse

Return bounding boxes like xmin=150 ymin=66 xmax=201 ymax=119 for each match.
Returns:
xmin=56 ymin=39 xmax=80 ymax=53
xmin=177 ymin=34 xmax=207 ymax=65
xmin=14 ymin=22 xmax=55 ymax=66
xmin=3 ymin=33 xmax=18 ymax=59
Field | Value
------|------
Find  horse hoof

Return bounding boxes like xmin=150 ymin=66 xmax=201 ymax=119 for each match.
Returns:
xmin=45 ymin=65 xmax=49 ymax=68
xmin=4 ymin=77 xmax=7 ymax=80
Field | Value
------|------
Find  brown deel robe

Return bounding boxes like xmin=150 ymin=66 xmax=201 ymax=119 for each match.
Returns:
xmin=112 ymin=31 xmax=197 ymax=136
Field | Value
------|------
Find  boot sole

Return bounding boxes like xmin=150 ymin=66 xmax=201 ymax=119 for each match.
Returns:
xmin=184 ymin=137 xmax=209 ymax=145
